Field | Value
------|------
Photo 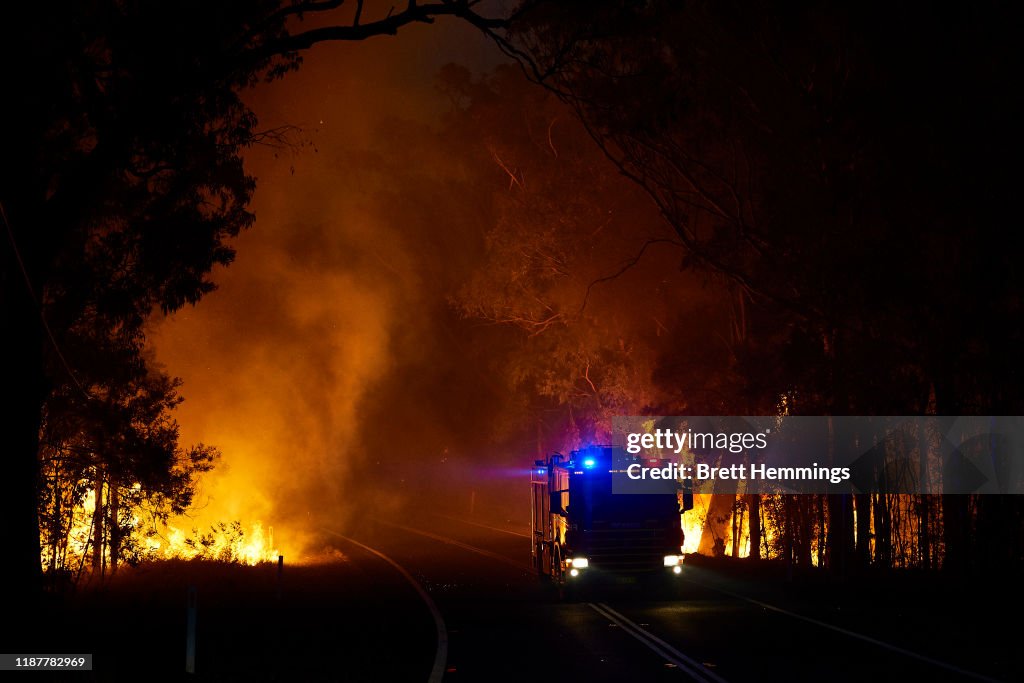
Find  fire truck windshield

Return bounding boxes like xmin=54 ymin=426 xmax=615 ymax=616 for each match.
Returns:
xmin=586 ymin=492 xmax=679 ymax=524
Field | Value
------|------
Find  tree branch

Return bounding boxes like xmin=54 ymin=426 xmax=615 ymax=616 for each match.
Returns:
xmin=263 ymin=1 xmax=508 ymax=54
xmin=579 ymin=237 xmax=682 ymax=314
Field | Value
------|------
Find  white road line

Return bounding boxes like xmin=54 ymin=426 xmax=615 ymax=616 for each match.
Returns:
xmin=587 ymin=603 xmax=701 ymax=679
xmin=597 ymin=603 xmax=730 ymax=683
xmin=588 ymin=602 xmax=729 ymax=683
xmin=322 ymin=530 xmax=448 ymax=683
xmin=685 ymin=578 xmax=1001 ymax=683
xmin=376 ymin=518 xmax=532 ymax=571
xmin=432 ymin=512 xmax=532 ymax=539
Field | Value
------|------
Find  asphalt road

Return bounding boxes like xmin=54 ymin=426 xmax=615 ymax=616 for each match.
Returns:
xmin=323 ymin=515 xmax=1016 ymax=683
xmin=20 ymin=518 xmax=1015 ymax=681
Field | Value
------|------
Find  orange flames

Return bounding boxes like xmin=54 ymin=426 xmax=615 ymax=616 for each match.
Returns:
xmin=147 ymin=521 xmax=280 ymax=565
xmin=47 ymin=488 xmax=280 ymax=573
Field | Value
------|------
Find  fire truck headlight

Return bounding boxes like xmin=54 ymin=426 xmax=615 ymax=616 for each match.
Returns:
xmin=569 ymin=568 xmax=579 ymax=577
xmin=663 ymin=555 xmax=683 ymax=567
xmin=673 ymin=565 xmax=682 ymax=574
xmin=568 ymin=557 xmax=589 ymax=569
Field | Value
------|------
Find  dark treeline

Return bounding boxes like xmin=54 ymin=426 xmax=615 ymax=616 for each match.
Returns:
xmin=433 ymin=54 xmax=1023 ymax=575
xmin=471 ymin=0 xmax=1024 ymax=575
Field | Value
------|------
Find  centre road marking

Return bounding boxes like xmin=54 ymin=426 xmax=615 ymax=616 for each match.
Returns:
xmin=378 ymin=520 xmax=724 ymax=679
xmin=685 ymin=577 xmax=1001 ymax=683
xmin=588 ymin=602 xmax=730 ymax=683
xmin=322 ymin=529 xmax=448 ymax=683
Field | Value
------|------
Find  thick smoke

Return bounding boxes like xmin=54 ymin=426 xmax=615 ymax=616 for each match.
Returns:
xmin=150 ymin=20 xmax=716 ymax=559
xmin=150 ymin=24 xmax=506 ymax=557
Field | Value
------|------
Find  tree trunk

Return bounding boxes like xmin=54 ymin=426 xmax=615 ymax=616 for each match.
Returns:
xmin=784 ymin=495 xmax=794 ymax=580
xmin=816 ymin=494 xmax=826 ymax=568
xmin=942 ymin=494 xmax=969 ymax=574
xmin=826 ymin=493 xmax=854 ymax=574
xmin=49 ymin=477 xmax=61 ymax=575
xmin=919 ymin=495 xmax=931 ymax=570
xmin=731 ymin=498 xmax=746 ymax=558
xmin=92 ymin=472 xmax=104 ymax=576
xmin=108 ymin=474 xmax=120 ymax=576
xmin=918 ymin=421 xmax=931 ymax=569
xmin=698 ymin=493 xmax=735 ymax=556
xmin=871 ymin=493 xmax=883 ymax=565
xmin=747 ymin=494 xmax=761 ymax=561
xmin=824 ymin=416 xmax=855 ymax=574
xmin=855 ymin=492 xmax=871 ymax=568
xmin=798 ymin=495 xmax=814 ymax=567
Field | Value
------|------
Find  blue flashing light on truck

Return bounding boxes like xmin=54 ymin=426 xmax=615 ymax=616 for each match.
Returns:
xmin=530 ymin=445 xmax=694 ymax=588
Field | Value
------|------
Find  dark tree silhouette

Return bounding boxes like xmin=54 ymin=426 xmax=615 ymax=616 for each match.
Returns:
xmin=40 ymin=343 xmax=218 ymax=581
xmin=1 ymin=0 xmax=518 ymax=602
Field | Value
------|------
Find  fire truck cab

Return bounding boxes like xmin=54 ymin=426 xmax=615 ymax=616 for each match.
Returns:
xmin=531 ymin=445 xmax=691 ymax=588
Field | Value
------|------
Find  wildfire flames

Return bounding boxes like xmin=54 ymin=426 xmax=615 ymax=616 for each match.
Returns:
xmin=47 ymin=488 xmax=280 ymax=576
xmin=149 ymin=521 xmax=280 ymax=566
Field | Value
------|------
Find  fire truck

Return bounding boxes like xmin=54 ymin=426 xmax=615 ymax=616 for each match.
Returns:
xmin=531 ymin=445 xmax=692 ymax=588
